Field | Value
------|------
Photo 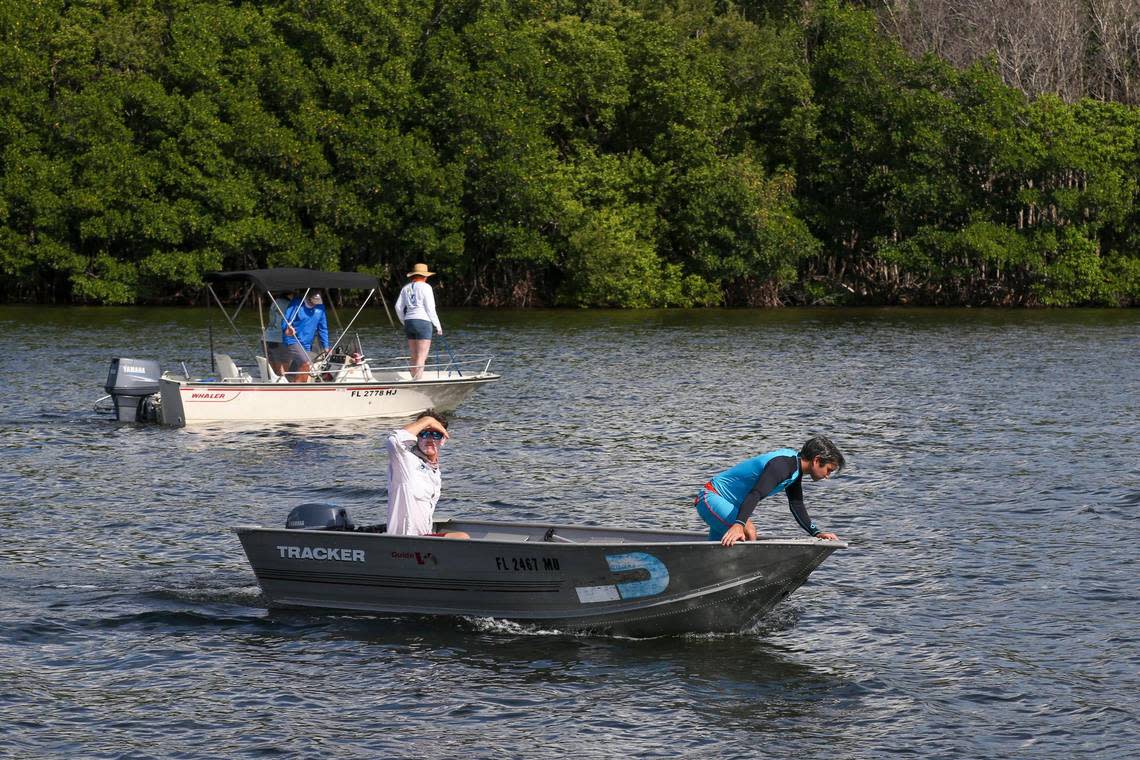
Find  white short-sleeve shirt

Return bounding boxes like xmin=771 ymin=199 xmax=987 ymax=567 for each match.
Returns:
xmin=385 ymin=429 xmax=442 ymax=535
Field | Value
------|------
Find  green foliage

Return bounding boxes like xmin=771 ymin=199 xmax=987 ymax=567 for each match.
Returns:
xmin=796 ymin=0 xmax=1138 ymax=306
xmin=558 ymin=204 xmax=663 ymax=307
xmin=1101 ymin=250 xmax=1140 ymax=305
xmin=879 ymin=221 xmax=1035 ymax=304
xmin=0 ymin=0 xmax=1137 ymax=305
xmin=1031 ymin=227 xmax=1103 ymax=306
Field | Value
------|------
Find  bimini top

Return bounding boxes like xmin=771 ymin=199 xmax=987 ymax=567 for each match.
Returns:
xmin=204 ymin=268 xmax=380 ymax=292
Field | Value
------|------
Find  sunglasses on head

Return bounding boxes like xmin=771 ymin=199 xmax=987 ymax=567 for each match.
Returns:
xmin=418 ymin=430 xmax=444 ymax=440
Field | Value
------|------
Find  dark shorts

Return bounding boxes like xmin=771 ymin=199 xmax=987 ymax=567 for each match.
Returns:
xmin=266 ymin=342 xmax=290 ymax=364
xmin=283 ymin=342 xmax=311 ymax=371
xmin=404 ymin=319 xmax=434 ymax=340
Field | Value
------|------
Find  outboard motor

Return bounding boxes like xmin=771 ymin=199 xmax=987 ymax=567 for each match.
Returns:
xmin=285 ymin=503 xmax=355 ymax=531
xmin=104 ymin=358 xmax=162 ymax=422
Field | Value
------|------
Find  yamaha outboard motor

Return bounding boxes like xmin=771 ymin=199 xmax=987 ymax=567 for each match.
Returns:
xmin=285 ymin=503 xmax=355 ymax=531
xmin=104 ymin=358 xmax=162 ymax=422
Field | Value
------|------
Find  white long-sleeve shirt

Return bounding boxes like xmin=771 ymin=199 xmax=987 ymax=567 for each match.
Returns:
xmin=385 ymin=429 xmax=441 ymax=536
xmin=394 ymin=281 xmax=441 ymax=333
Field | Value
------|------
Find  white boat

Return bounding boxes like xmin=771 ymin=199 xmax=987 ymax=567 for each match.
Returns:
xmin=99 ymin=269 xmax=500 ymax=426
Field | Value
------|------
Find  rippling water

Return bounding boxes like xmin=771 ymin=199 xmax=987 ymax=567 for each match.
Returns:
xmin=1 ymin=306 xmax=1137 ymax=758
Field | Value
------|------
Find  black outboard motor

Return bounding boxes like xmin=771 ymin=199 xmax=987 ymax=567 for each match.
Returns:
xmin=285 ymin=503 xmax=355 ymax=531
xmin=104 ymin=358 xmax=162 ymax=422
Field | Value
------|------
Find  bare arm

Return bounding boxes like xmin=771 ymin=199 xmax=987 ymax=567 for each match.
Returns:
xmin=402 ymin=415 xmax=449 ymax=439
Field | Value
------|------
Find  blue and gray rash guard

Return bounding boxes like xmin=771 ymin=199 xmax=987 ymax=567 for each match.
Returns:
xmin=281 ymin=297 xmax=329 ymax=352
xmin=709 ymin=448 xmax=821 ymax=536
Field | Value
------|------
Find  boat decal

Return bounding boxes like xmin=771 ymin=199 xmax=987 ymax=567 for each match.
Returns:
xmin=181 ymin=385 xmax=339 ymax=393
xmin=351 ymin=389 xmax=398 ymax=398
xmin=276 ymin=545 xmax=366 ymax=562
xmin=182 ymin=389 xmax=242 ymax=402
xmin=575 ymin=585 xmax=621 ymax=603
xmin=391 ymin=550 xmax=436 ymax=565
xmin=575 ymin=552 xmax=669 ymax=604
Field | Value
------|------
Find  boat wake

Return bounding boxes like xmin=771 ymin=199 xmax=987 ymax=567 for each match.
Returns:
xmin=461 ymin=601 xmax=803 ymax=640
xmin=463 ymin=616 xmax=572 ymax=637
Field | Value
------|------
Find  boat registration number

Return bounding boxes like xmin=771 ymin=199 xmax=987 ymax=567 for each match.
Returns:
xmin=350 ymin=389 xmax=397 ymax=398
xmin=495 ymin=555 xmax=560 ymax=572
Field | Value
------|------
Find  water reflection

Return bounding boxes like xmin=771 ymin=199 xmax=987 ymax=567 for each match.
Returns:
xmin=245 ymin=607 xmax=847 ymax=729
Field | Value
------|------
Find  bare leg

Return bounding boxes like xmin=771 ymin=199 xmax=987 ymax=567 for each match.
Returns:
xmin=406 ymin=339 xmax=418 ymax=378
xmin=284 ymin=344 xmax=311 ymax=383
xmin=408 ymin=339 xmax=431 ymax=379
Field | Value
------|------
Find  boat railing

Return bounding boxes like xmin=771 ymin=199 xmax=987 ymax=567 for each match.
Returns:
xmin=258 ymin=354 xmax=495 ymax=383
xmin=432 ymin=355 xmax=493 ymax=378
xmin=356 ymin=355 xmax=495 ymax=381
xmin=179 ymin=354 xmax=495 ymax=383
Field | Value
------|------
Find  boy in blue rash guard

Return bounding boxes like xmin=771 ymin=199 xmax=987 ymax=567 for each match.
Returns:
xmin=695 ymin=435 xmax=846 ymax=546
xmin=280 ymin=291 xmax=329 ymax=383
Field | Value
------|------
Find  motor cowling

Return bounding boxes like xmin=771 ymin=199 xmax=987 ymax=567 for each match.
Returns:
xmin=285 ymin=503 xmax=355 ymax=531
xmin=104 ymin=358 xmax=162 ymax=422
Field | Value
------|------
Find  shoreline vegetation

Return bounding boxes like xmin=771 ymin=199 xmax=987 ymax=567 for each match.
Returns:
xmin=2 ymin=0 xmax=1138 ymax=308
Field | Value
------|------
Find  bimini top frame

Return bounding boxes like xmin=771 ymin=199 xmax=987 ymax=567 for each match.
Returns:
xmin=202 ymin=268 xmax=393 ymax=363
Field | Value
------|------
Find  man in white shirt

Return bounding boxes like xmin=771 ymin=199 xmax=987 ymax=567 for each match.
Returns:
xmin=385 ymin=410 xmax=469 ymax=538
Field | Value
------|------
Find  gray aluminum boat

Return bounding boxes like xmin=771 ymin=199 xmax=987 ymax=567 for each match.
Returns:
xmin=235 ymin=504 xmax=845 ymax=636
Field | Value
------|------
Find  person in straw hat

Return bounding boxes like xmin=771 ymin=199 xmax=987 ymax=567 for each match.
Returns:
xmin=394 ymin=263 xmax=442 ymax=379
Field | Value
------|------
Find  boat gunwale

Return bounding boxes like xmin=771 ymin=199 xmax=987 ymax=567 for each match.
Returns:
xmin=163 ymin=373 xmax=501 ymax=389
xmin=232 ymin=519 xmax=848 ymax=550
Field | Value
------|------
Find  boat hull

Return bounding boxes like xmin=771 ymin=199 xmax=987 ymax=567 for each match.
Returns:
xmin=235 ymin=518 xmax=844 ymax=636
xmin=158 ymin=373 xmax=498 ymax=426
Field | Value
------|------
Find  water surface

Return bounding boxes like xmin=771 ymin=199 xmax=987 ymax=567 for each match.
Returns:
xmin=1 ymin=306 xmax=1137 ymax=758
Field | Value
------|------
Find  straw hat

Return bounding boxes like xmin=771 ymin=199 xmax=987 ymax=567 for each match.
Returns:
xmin=406 ymin=263 xmax=435 ymax=278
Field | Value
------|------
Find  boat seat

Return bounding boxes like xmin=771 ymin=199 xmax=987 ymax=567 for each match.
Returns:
xmin=255 ymin=355 xmax=281 ymax=382
xmin=543 ymin=528 xmax=621 ymax=544
xmin=481 ymin=532 xmax=530 ymax=542
xmin=213 ymin=353 xmax=251 ymax=383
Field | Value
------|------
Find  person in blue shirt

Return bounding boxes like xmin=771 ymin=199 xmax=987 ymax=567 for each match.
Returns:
xmin=694 ymin=435 xmax=846 ymax=546
xmin=280 ymin=291 xmax=329 ymax=383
